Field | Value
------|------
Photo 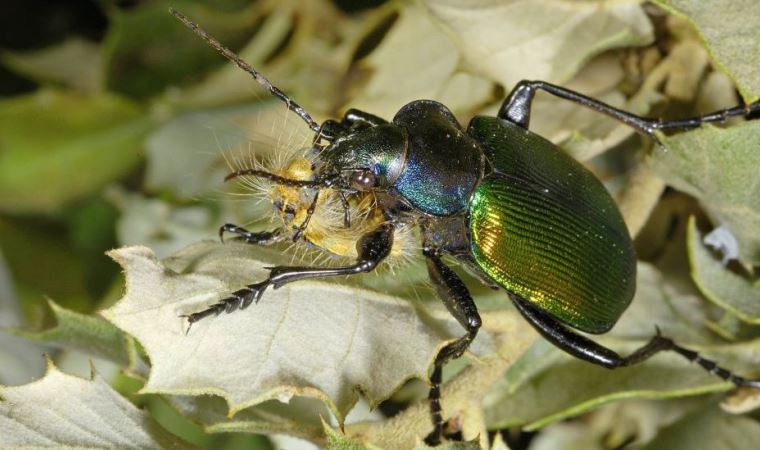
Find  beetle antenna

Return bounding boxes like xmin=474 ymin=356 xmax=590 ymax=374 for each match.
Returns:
xmin=224 ymin=168 xmax=323 ymax=188
xmin=170 ymin=8 xmax=321 ymax=133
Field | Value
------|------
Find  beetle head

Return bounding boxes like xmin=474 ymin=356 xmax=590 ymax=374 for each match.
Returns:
xmin=318 ymin=123 xmax=407 ymax=194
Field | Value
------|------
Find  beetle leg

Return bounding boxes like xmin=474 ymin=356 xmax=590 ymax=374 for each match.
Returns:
xmin=500 ymin=80 xmax=760 ymax=137
xmin=512 ymin=294 xmax=760 ymax=388
xmin=218 ymin=224 xmax=283 ymax=245
xmin=423 ymin=249 xmax=482 ymax=446
xmin=185 ymin=223 xmax=394 ymax=327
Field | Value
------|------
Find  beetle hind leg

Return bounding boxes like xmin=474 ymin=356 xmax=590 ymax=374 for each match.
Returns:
xmin=623 ymin=329 xmax=760 ymax=388
xmin=500 ymin=79 xmax=760 ymax=137
xmin=423 ymin=249 xmax=482 ymax=445
xmin=512 ymin=294 xmax=760 ymax=388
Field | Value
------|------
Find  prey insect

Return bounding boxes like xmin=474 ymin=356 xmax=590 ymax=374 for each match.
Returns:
xmin=172 ymin=8 xmax=760 ymax=444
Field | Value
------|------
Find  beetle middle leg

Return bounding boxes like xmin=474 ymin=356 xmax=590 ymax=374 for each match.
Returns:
xmin=512 ymin=294 xmax=760 ymax=388
xmin=423 ymin=248 xmax=482 ymax=445
xmin=185 ymin=223 xmax=394 ymax=326
xmin=500 ymin=79 xmax=760 ymax=136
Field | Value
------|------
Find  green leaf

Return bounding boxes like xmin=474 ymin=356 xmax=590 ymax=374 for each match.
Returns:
xmin=686 ymin=217 xmax=760 ymax=323
xmin=0 ymin=218 xmax=92 ymax=310
xmin=484 ymin=351 xmax=735 ymax=430
xmin=653 ymin=0 xmax=760 ymax=103
xmin=102 ymin=243 xmax=457 ymax=424
xmin=640 ymin=404 xmax=760 ymax=450
xmin=1 ymin=38 xmax=102 ymax=92
xmin=102 ymin=1 xmax=259 ymax=99
xmin=324 ymin=420 xmax=375 ymax=450
xmin=650 ymin=121 xmax=760 ymax=265
xmin=168 ymin=394 xmax=328 ymax=443
xmin=424 ymin=0 xmax=653 ymax=89
xmin=7 ymin=300 xmax=131 ymax=366
xmin=0 ymin=362 xmax=196 ymax=449
xmin=0 ymin=89 xmax=150 ymax=214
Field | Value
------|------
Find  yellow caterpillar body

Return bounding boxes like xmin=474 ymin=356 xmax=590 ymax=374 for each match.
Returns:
xmin=232 ymin=146 xmax=417 ymax=268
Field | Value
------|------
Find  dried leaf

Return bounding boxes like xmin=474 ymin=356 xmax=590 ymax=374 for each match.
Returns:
xmin=424 ymin=0 xmax=653 ymax=88
xmin=653 ymin=0 xmax=760 ymax=102
xmin=650 ymin=121 xmax=760 ymax=265
xmin=687 ymin=217 xmax=760 ymax=323
xmin=0 ymin=362 xmax=194 ymax=449
xmin=102 ymin=244 xmax=454 ymax=424
xmin=640 ymin=405 xmax=760 ymax=450
xmin=349 ymin=3 xmax=494 ymax=119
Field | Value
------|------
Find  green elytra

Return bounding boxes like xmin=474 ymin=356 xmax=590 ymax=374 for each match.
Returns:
xmin=468 ymin=116 xmax=636 ymax=333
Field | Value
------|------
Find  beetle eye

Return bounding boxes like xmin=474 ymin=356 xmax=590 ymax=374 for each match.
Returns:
xmin=350 ymin=169 xmax=376 ymax=190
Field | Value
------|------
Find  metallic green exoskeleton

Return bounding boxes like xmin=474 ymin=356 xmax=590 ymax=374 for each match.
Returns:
xmin=173 ymin=9 xmax=760 ymax=446
xmin=468 ymin=116 xmax=636 ymax=334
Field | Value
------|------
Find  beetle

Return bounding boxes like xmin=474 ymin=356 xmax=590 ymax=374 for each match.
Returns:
xmin=171 ymin=9 xmax=760 ymax=444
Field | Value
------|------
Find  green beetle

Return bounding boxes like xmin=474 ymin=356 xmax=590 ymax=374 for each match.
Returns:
xmin=172 ymin=9 xmax=760 ymax=445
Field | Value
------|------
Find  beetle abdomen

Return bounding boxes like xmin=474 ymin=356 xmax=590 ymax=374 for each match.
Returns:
xmin=467 ymin=117 xmax=636 ymax=333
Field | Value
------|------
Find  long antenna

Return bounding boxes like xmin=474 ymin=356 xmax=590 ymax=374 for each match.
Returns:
xmin=170 ymin=8 xmax=321 ymax=133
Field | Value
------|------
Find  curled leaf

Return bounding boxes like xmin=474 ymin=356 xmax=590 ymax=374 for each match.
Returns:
xmin=0 ymin=362 xmax=194 ymax=449
xmin=687 ymin=217 xmax=760 ymax=323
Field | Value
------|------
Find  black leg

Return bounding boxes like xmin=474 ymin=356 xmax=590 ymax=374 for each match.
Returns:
xmin=423 ymin=248 xmax=482 ymax=446
xmin=219 ymin=224 xmax=283 ymax=245
xmin=511 ymin=294 xmax=760 ymax=388
xmin=185 ymin=223 xmax=394 ymax=327
xmin=500 ymin=80 xmax=760 ymax=137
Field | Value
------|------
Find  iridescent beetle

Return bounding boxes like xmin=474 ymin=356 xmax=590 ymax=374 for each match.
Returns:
xmin=172 ymin=9 xmax=760 ymax=444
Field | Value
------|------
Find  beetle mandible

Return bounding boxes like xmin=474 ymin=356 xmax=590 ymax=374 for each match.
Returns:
xmin=171 ymin=9 xmax=760 ymax=444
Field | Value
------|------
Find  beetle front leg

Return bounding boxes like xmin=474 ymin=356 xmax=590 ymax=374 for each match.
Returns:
xmin=423 ymin=248 xmax=482 ymax=446
xmin=219 ymin=223 xmax=283 ymax=245
xmin=512 ymin=294 xmax=760 ymax=388
xmin=185 ymin=223 xmax=394 ymax=327
xmin=500 ymin=80 xmax=760 ymax=137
